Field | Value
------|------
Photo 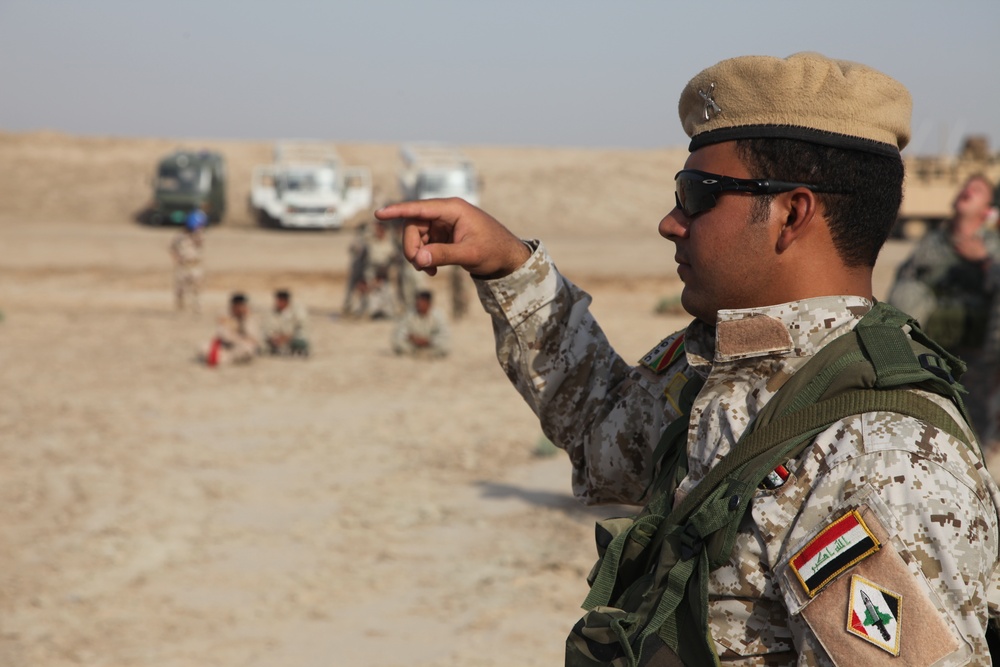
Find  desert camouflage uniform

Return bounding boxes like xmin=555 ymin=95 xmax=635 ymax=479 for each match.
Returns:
xmin=364 ymin=234 xmax=400 ymax=318
xmin=476 ymin=241 xmax=1000 ymax=665
xmin=203 ymin=311 xmax=261 ymax=365
xmin=170 ymin=231 xmax=203 ymax=312
xmin=264 ymin=302 xmax=309 ymax=355
xmin=888 ymin=228 xmax=1000 ymax=442
xmin=398 ymin=260 xmax=431 ymax=313
xmin=392 ymin=308 xmax=450 ymax=357
xmin=343 ymin=224 xmax=369 ymax=316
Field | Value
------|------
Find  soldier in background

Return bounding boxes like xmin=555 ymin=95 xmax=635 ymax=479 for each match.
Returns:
xmin=392 ymin=290 xmax=449 ymax=357
xmin=363 ymin=219 xmax=400 ymax=319
xmin=888 ymin=174 xmax=1000 ymax=439
xmin=263 ymin=289 xmax=309 ymax=356
xmin=450 ymin=265 xmax=469 ymax=320
xmin=169 ymin=207 xmax=207 ymax=313
xmin=201 ymin=292 xmax=261 ymax=366
xmin=342 ymin=222 xmax=369 ymax=317
xmin=398 ymin=257 xmax=431 ymax=313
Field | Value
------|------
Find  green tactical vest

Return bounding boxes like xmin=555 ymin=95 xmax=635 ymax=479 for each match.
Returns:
xmin=565 ymin=302 xmax=976 ymax=667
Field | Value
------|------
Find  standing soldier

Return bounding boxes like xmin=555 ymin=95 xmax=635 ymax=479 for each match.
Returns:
xmin=378 ymin=53 xmax=1000 ymax=665
xmin=363 ymin=219 xmax=400 ymax=319
xmin=342 ymin=221 xmax=369 ymax=318
xmin=398 ymin=256 xmax=431 ymax=313
xmin=450 ymin=265 xmax=469 ymax=320
xmin=888 ymin=175 xmax=1000 ymax=440
xmin=170 ymin=207 xmax=207 ymax=313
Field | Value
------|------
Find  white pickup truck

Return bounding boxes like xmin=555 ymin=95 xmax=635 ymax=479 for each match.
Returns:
xmin=250 ymin=142 xmax=372 ymax=230
xmin=397 ymin=143 xmax=481 ymax=206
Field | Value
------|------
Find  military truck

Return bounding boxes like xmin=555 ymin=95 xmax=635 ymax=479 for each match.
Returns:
xmin=249 ymin=142 xmax=372 ymax=230
xmin=895 ymin=135 xmax=1000 ymax=238
xmin=397 ymin=143 xmax=481 ymax=206
xmin=149 ymin=150 xmax=226 ymax=225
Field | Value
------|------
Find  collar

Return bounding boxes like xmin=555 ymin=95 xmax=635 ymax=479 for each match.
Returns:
xmin=685 ymin=296 xmax=874 ymax=370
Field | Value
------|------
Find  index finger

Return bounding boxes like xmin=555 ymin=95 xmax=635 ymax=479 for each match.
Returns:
xmin=375 ymin=198 xmax=466 ymax=225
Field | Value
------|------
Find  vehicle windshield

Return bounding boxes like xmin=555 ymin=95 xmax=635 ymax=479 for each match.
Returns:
xmin=158 ymin=164 xmax=210 ymax=194
xmin=417 ymin=170 xmax=474 ymax=195
xmin=279 ymin=168 xmax=337 ymax=193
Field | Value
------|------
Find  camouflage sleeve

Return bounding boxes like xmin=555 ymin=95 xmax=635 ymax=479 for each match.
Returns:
xmin=475 ymin=241 xmax=676 ymax=505
xmin=767 ymin=403 xmax=1000 ymax=665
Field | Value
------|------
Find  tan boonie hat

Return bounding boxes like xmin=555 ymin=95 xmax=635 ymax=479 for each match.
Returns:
xmin=679 ymin=52 xmax=912 ymax=157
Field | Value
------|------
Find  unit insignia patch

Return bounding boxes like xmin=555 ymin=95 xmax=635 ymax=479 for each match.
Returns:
xmin=847 ymin=574 xmax=902 ymax=656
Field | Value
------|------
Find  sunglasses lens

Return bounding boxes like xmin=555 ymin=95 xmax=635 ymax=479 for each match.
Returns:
xmin=675 ymin=173 xmax=715 ymax=216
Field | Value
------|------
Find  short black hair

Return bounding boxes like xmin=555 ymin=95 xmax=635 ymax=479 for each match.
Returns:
xmin=230 ymin=292 xmax=248 ymax=306
xmin=275 ymin=289 xmax=290 ymax=301
xmin=735 ymin=138 xmax=904 ymax=267
xmin=416 ymin=290 xmax=433 ymax=302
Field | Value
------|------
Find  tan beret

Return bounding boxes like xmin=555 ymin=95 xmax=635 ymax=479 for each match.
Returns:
xmin=679 ymin=52 xmax=912 ymax=157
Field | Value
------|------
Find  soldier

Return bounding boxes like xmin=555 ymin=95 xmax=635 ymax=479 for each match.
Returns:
xmin=263 ymin=289 xmax=309 ymax=356
xmin=391 ymin=290 xmax=449 ymax=357
xmin=169 ymin=207 xmax=207 ymax=313
xmin=342 ymin=222 xmax=369 ymax=317
xmin=202 ymin=292 xmax=261 ymax=366
xmin=378 ymin=53 xmax=1000 ymax=665
xmin=398 ymin=250 xmax=432 ymax=313
xmin=352 ymin=219 xmax=399 ymax=319
xmin=888 ymin=175 xmax=1000 ymax=441
xmin=450 ymin=265 xmax=469 ymax=320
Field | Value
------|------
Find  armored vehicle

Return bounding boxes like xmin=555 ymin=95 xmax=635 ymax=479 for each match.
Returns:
xmin=249 ymin=141 xmax=372 ymax=230
xmin=149 ymin=150 xmax=226 ymax=225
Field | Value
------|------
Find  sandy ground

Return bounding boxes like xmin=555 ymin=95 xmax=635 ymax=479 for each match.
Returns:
xmin=0 ymin=131 xmax=923 ymax=666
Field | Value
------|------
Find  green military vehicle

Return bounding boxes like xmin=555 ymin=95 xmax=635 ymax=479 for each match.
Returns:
xmin=149 ymin=150 xmax=227 ymax=225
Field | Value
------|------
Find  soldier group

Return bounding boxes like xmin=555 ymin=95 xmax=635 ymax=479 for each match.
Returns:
xmin=341 ymin=217 xmax=454 ymax=356
xmin=170 ymin=211 xmax=453 ymax=365
xmin=200 ymin=289 xmax=310 ymax=367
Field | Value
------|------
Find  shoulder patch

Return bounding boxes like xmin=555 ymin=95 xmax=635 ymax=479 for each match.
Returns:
xmin=640 ymin=334 xmax=685 ymax=374
xmin=790 ymin=510 xmax=880 ymax=598
xmin=786 ymin=502 xmax=965 ymax=666
xmin=847 ymin=575 xmax=902 ymax=656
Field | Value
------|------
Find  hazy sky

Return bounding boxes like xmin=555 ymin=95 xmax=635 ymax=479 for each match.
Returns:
xmin=1 ymin=0 xmax=997 ymax=154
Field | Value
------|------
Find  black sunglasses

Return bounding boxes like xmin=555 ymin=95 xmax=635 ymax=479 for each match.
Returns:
xmin=674 ymin=169 xmax=845 ymax=217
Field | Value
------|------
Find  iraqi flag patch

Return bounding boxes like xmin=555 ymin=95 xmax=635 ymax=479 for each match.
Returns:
xmin=847 ymin=575 xmax=902 ymax=656
xmin=789 ymin=510 xmax=880 ymax=597
xmin=640 ymin=335 xmax=685 ymax=374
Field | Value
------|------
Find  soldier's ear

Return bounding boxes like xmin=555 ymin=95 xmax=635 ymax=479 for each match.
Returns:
xmin=775 ymin=188 xmax=820 ymax=254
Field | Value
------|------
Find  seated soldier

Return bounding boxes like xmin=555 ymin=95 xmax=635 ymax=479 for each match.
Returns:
xmin=202 ymin=292 xmax=262 ymax=366
xmin=264 ymin=289 xmax=310 ymax=356
xmin=392 ymin=290 xmax=450 ymax=358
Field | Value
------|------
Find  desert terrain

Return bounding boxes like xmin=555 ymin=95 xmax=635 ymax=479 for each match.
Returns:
xmin=0 ymin=131 xmax=922 ymax=667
